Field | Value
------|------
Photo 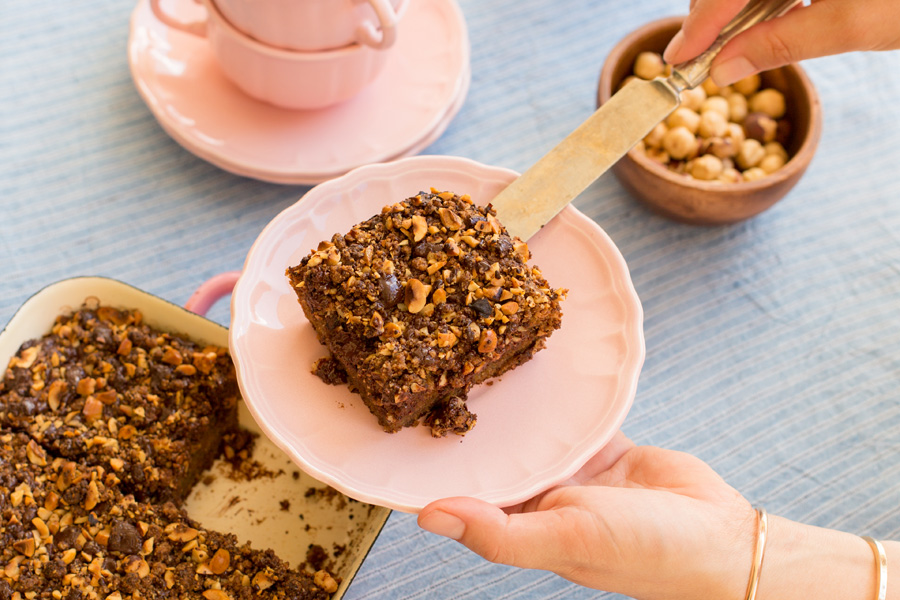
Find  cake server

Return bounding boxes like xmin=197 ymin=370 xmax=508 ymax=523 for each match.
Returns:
xmin=490 ymin=0 xmax=800 ymax=241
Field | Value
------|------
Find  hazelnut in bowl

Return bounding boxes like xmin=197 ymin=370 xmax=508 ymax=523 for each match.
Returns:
xmin=597 ymin=16 xmax=822 ymax=225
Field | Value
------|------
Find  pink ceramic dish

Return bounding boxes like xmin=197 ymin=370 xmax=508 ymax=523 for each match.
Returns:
xmin=128 ymin=0 xmax=469 ymax=183
xmin=216 ymin=0 xmax=406 ymax=51
xmin=150 ymin=0 xmax=404 ymax=110
xmin=228 ymin=155 xmax=645 ymax=513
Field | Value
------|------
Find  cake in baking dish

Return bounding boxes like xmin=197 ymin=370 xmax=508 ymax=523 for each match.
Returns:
xmin=286 ymin=189 xmax=566 ymax=436
xmin=0 ymin=305 xmax=337 ymax=600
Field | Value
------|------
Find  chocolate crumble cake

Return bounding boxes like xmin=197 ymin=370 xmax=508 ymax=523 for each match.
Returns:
xmin=0 ymin=305 xmax=338 ymax=600
xmin=286 ymin=189 xmax=566 ymax=435
xmin=0 ymin=306 xmax=238 ymax=505
xmin=0 ymin=431 xmax=332 ymax=600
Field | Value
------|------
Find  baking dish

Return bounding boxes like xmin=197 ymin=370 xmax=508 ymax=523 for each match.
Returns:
xmin=0 ymin=276 xmax=390 ymax=600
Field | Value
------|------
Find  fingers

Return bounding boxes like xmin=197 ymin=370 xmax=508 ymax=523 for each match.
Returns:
xmin=566 ymin=430 xmax=635 ymax=484
xmin=417 ymin=497 xmax=572 ymax=572
xmin=664 ymin=0 xmax=749 ymax=64
xmin=710 ymin=0 xmax=900 ymax=85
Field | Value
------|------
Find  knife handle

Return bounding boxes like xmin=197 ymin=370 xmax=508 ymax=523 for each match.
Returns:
xmin=669 ymin=0 xmax=802 ymax=90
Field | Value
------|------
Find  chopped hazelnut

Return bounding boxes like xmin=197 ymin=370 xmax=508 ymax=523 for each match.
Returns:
xmin=478 ymin=329 xmax=498 ymax=354
xmin=404 ymin=278 xmax=429 ymax=314
xmin=209 ymin=549 xmax=231 ymax=575
xmin=314 ymin=570 xmax=339 ymax=594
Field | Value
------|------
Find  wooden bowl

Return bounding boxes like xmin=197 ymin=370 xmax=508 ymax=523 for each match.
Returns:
xmin=597 ymin=16 xmax=822 ymax=225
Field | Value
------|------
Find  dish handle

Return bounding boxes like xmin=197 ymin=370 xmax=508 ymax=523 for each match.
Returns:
xmin=185 ymin=271 xmax=241 ymax=317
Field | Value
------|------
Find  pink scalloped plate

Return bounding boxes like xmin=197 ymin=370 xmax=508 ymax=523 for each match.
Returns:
xmin=127 ymin=0 xmax=469 ymax=184
xmin=230 ymin=155 xmax=645 ymax=512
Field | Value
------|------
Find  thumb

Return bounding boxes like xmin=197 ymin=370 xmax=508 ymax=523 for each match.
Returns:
xmin=417 ymin=497 xmax=572 ymax=572
xmin=710 ymin=0 xmax=900 ymax=86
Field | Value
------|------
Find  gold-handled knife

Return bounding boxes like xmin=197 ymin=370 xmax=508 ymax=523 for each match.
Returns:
xmin=491 ymin=0 xmax=801 ymax=241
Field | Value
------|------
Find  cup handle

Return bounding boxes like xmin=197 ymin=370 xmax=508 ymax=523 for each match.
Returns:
xmin=150 ymin=0 xmax=208 ymax=37
xmin=356 ymin=0 xmax=398 ymax=49
xmin=185 ymin=271 xmax=241 ymax=317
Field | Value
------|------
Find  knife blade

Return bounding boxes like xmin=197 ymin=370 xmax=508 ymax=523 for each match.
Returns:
xmin=490 ymin=0 xmax=801 ymax=241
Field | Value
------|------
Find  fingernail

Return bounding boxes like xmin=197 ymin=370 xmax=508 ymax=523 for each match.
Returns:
xmin=419 ymin=510 xmax=466 ymax=540
xmin=663 ymin=29 xmax=684 ymax=63
xmin=711 ymin=56 xmax=755 ymax=87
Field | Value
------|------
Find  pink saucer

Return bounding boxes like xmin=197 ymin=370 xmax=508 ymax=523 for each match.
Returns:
xmin=229 ymin=155 xmax=646 ymax=512
xmin=127 ymin=0 xmax=469 ymax=184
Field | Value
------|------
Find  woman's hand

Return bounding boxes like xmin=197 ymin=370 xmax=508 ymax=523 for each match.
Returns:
xmin=663 ymin=0 xmax=900 ymax=86
xmin=417 ymin=432 xmax=758 ymax=600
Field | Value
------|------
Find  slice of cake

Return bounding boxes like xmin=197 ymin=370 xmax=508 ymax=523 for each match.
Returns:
xmin=0 ymin=431 xmax=333 ymax=600
xmin=286 ymin=189 xmax=566 ymax=435
xmin=0 ymin=305 xmax=239 ymax=505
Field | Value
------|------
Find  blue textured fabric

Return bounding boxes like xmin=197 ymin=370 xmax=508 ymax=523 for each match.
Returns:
xmin=3 ymin=0 xmax=900 ymax=598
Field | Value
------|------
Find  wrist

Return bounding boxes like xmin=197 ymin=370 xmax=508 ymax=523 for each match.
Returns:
xmin=755 ymin=515 xmax=874 ymax=600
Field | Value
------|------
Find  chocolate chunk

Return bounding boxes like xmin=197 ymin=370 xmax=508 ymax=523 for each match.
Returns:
xmin=379 ymin=273 xmax=402 ymax=307
xmin=108 ymin=520 xmax=143 ymax=555
xmin=469 ymin=298 xmax=493 ymax=318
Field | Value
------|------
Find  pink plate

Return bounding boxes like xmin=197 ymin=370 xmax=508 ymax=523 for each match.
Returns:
xmin=230 ymin=155 xmax=645 ymax=512
xmin=127 ymin=0 xmax=469 ymax=184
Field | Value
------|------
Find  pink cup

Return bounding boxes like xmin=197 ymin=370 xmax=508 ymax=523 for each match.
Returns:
xmin=151 ymin=0 xmax=395 ymax=110
xmin=215 ymin=0 xmax=405 ymax=51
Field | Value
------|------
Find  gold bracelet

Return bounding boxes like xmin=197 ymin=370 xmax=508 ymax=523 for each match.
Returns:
xmin=862 ymin=536 xmax=888 ymax=600
xmin=744 ymin=507 xmax=768 ymax=600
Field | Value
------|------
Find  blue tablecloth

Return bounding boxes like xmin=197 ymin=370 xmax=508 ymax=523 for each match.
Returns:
xmin=3 ymin=0 xmax=900 ymax=598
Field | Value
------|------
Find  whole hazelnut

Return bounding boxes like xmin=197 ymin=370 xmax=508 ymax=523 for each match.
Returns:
xmin=759 ymin=153 xmax=786 ymax=174
xmin=742 ymin=167 xmax=768 ymax=182
xmin=680 ymin=87 xmax=707 ymax=112
xmin=645 ymin=147 xmax=670 ymax=163
xmin=666 ymin=107 xmax=701 ymax=134
xmin=698 ymin=110 xmax=728 ymax=138
xmin=701 ymin=78 xmax=727 ymax=97
xmin=724 ymin=122 xmax=746 ymax=147
xmin=749 ymin=88 xmax=786 ymax=118
xmin=662 ymin=126 xmax=699 ymax=160
xmin=736 ymin=138 xmax=766 ymax=170
xmin=690 ymin=154 xmax=724 ymax=181
xmin=633 ymin=51 xmax=666 ymax=80
xmin=732 ymin=73 xmax=761 ymax=96
xmin=702 ymin=136 xmax=738 ymax=159
xmin=743 ymin=112 xmax=778 ymax=143
xmin=726 ymin=92 xmax=749 ymax=123
xmin=763 ymin=141 xmax=789 ymax=161
xmin=643 ymin=122 xmax=668 ymax=149
xmin=718 ymin=167 xmax=743 ymax=183
xmin=700 ymin=96 xmax=730 ymax=121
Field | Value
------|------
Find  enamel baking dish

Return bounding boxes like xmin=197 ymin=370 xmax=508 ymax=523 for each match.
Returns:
xmin=0 ymin=276 xmax=390 ymax=599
